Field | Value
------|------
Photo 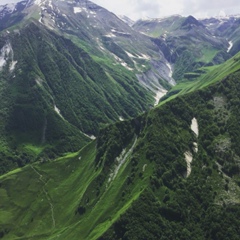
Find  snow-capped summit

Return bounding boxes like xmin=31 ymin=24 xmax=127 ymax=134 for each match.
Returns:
xmin=0 ymin=0 xmax=28 ymax=20
xmin=0 ymin=3 xmax=17 ymax=19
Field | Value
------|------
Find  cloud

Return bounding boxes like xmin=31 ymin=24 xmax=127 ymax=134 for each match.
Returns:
xmin=92 ymin=0 xmax=185 ymax=19
xmin=1 ymin=0 xmax=240 ymax=20
xmin=92 ymin=0 xmax=240 ymax=20
xmin=0 ymin=0 xmax=18 ymax=4
xmin=181 ymin=0 xmax=240 ymax=16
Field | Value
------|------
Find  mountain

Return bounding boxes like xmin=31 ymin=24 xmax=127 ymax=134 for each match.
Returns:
xmin=1 ymin=51 xmax=240 ymax=239
xmin=133 ymin=15 xmax=231 ymax=80
xmin=118 ymin=15 xmax=135 ymax=26
xmin=0 ymin=0 xmax=179 ymax=173
xmin=200 ymin=15 xmax=240 ymax=56
xmin=1 ymin=1 xmax=240 ymax=239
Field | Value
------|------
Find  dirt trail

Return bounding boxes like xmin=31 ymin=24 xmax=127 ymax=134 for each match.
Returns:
xmin=31 ymin=165 xmax=56 ymax=228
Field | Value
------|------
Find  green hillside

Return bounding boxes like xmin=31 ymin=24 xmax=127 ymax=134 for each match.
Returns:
xmin=0 ymin=21 xmax=154 ymax=174
xmin=161 ymin=51 xmax=240 ymax=103
xmin=134 ymin=16 xmax=229 ymax=81
xmin=1 ymin=53 xmax=240 ymax=239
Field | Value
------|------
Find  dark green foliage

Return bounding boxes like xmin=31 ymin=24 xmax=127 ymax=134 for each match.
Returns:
xmin=0 ymin=21 xmax=153 ymax=173
xmin=102 ymin=36 xmax=134 ymax=68
xmin=212 ymin=50 xmax=231 ymax=65
xmin=99 ymin=66 xmax=240 ymax=240
xmin=96 ymin=120 xmax=137 ymax=167
xmin=173 ymin=50 xmax=204 ymax=80
xmin=1 ymin=7 xmax=240 ymax=240
xmin=1 ymin=47 xmax=240 ymax=240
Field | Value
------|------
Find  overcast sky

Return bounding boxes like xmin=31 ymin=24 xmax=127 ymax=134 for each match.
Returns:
xmin=91 ymin=0 xmax=240 ymax=20
xmin=1 ymin=0 xmax=240 ymax=20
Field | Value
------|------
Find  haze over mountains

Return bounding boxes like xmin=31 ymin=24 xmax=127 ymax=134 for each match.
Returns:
xmin=0 ymin=0 xmax=240 ymax=239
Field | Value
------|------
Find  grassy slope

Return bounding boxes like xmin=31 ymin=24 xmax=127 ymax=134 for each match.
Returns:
xmin=100 ymin=64 xmax=240 ymax=239
xmin=0 ymin=20 xmax=155 ymax=174
xmin=0 ymin=135 xmax=152 ymax=239
xmin=1 ymin=51 xmax=240 ymax=239
xmin=160 ymin=51 xmax=240 ymax=105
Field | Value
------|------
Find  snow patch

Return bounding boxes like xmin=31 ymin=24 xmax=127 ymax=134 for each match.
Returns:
xmin=184 ymin=118 xmax=199 ymax=177
xmin=138 ymin=53 xmax=151 ymax=60
xmin=36 ymin=77 xmax=43 ymax=86
xmin=39 ymin=14 xmax=43 ymax=23
xmin=166 ymin=62 xmax=173 ymax=77
xmin=48 ymin=0 xmax=53 ymax=9
xmin=142 ymin=164 xmax=147 ymax=172
xmin=121 ymin=62 xmax=133 ymax=71
xmin=184 ymin=152 xmax=193 ymax=178
xmin=73 ymin=7 xmax=82 ymax=14
xmin=0 ymin=43 xmax=11 ymax=68
xmin=193 ymin=142 xmax=198 ymax=153
xmin=0 ymin=42 xmax=13 ymax=70
xmin=54 ymin=105 xmax=64 ymax=120
xmin=0 ymin=3 xmax=16 ymax=14
xmin=125 ymin=51 xmax=135 ymax=58
xmin=154 ymin=89 xmax=168 ymax=106
xmin=191 ymin=118 xmax=199 ymax=137
xmin=227 ymin=41 xmax=233 ymax=53
xmin=9 ymin=60 xmax=17 ymax=72
xmin=111 ymin=29 xmax=130 ymax=35
xmin=83 ymin=133 xmax=96 ymax=140
xmin=35 ymin=0 xmax=42 ymax=5
xmin=108 ymin=137 xmax=137 ymax=184
xmin=111 ymin=53 xmax=133 ymax=71
xmin=88 ymin=135 xmax=96 ymax=140
xmin=104 ymin=33 xmax=116 ymax=38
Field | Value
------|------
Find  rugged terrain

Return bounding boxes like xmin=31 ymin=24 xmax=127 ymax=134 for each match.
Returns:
xmin=1 ymin=0 xmax=240 ymax=239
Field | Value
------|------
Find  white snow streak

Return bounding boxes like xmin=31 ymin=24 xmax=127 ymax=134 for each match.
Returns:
xmin=9 ymin=60 xmax=17 ymax=72
xmin=54 ymin=105 xmax=65 ymax=120
xmin=191 ymin=118 xmax=199 ymax=137
xmin=108 ymin=137 xmax=137 ymax=184
xmin=227 ymin=41 xmax=233 ymax=53
xmin=185 ymin=152 xmax=193 ymax=178
xmin=104 ymin=33 xmax=116 ymax=38
xmin=0 ymin=42 xmax=17 ymax=71
xmin=166 ymin=62 xmax=173 ymax=77
xmin=184 ymin=118 xmax=199 ymax=178
xmin=119 ymin=116 xmax=124 ymax=121
xmin=0 ymin=43 xmax=11 ymax=69
xmin=83 ymin=133 xmax=96 ymax=140
xmin=73 ymin=7 xmax=82 ymax=14
xmin=125 ymin=51 xmax=135 ymax=58
xmin=0 ymin=3 xmax=16 ymax=13
xmin=154 ymin=89 xmax=168 ymax=106
xmin=142 ymin=164 xmax=147 ymax=172
xmin=35 ymin=0 xmax=42 ymax=5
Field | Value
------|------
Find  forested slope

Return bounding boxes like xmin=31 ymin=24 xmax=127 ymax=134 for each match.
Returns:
xmin=0 ymin=21 xmax=153 ymax=174
xmin=1 ymin=53 xmax=240 ymax=239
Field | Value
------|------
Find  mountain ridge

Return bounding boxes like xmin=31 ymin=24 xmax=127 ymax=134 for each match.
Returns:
xmin=1 ymin=1 xmax=240 ymax=239
xmin=1 ymin=51 xmax=240 ymax=239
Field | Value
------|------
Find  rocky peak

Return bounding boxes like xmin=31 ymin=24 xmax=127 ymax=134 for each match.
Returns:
xmin=181 ymin=15 xmax=204 ymax=29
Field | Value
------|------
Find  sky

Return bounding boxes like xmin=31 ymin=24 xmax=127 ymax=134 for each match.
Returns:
xmin=1 ymin=0 xmax=240 ymax=20
xmin=91 ymin=0 xmax=240 ymax=20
